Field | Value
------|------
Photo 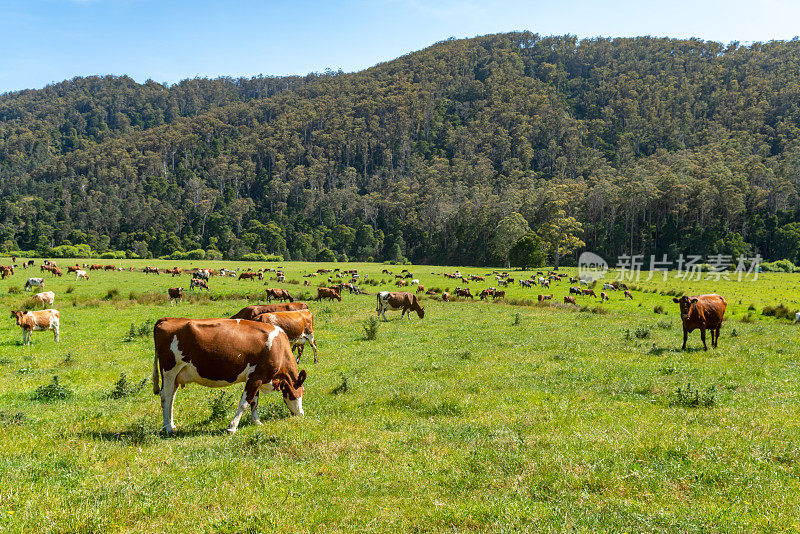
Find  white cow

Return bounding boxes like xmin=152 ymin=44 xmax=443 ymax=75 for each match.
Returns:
xmin=75 ymin=269 xmax=89 ymax=281
xmin=32 ymin=291 xmax=55 ymax=308
xmin=24 ymin=278 xmax=44 ymax=291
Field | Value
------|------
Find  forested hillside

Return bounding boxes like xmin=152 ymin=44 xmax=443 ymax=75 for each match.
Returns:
xmin=3 ymin=32 xmax=800 ymax=265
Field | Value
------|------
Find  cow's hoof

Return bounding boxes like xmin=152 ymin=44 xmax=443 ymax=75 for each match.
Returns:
xmin=226 ymin=427 xmax=237 ymax=434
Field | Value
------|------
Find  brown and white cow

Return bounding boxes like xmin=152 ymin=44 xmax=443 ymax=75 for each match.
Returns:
xmin=238 ymin=272 xmax=257 ymax=281
xmin=265 ymin=288 xmax=294 ymax=303
xmin=454 ymin=287 xmax=473 ymax=299
xmin=90 ymin=264 xmax=103 ymax=271
xmin=231 ymin=302 xmax=308 ymax=320
xmin=11 ymin=309 xmax=60 ymax=345
xmin=152 ymin=318 xmax=307 ymax=433
xmin=624 ymin=290 xmax=633 ymax=300
xmin=317 ymin=288 xmax=341 ymax=302
xmin=582 ymin=289 xmax=597 ymax=298
xmin=168 ymin=287 xmax=183 ymax=306
xmin=600 ymin=291 xmax=609 ymax=302
xmin=190 ymin=278 xmax=209 ymax=291
xmin=252 ymin=310 xmax=318 ymax=363
xmin=75 ymin=269 xmax=89 ymax=281
xmin=564 ymin=296 xmax=577 ymax=305
xmin=0 ymin=265 xmax=13 ymax=279
xmin=442 ymin=292 xmax=450 ymax=302
xmin=376 ymin=291 xmax=425 ymax=320
xmin=32 ymin=291 xmax=55 ymax=308
xmin=673 ymin=294 xmax=727 ymax=351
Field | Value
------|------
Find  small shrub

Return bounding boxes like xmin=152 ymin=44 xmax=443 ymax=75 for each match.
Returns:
xmin=124 ymin=318 xmax=154 ymax=341
xmin=103 ymin=288 xmax=120 ymax=301
xmin=62 ymin=352 xmax=75 ymax=365
xmin=653 ymin=305 xmax=664 ymax=314
xmin=31 ymin=376 xmax=72 ymax=401
xmin=634 ymin=326 xmax=651 ymax=339
xmin=741 ymin=313 xmax=754 ymax=323
xmin=331 ymin=372 xmax=350 ymax=395
xmin=671 ymin=383 xmax=715 ymax=408
xmin=656 ymin=320 xmax=673 ymax=329
xmin=65 ymin=285 xmax=75 ymax=294
xmin=748 ymin=304 xmax=756 ymax=311
xmin=363 ymin=316 xmax=380 ymax=340
xmin=208 ymin=391 xmax=233 ymax=421
xmin=762 ymin=303 xmax=795 ymax=320
xmin=108 ymin=373 xmax=146 ymax=399
xmin=124 ymin=417 xmax=158 ymax=445
xmin=512 ymin=313 xmax=520 ymax=325
xmin=730 ymin=328 xmax=739 ymax=338
xmin=7 ymin=286 xmax=21 ymax=294
xmin=0 ymin=411 xmax=26 ymax=426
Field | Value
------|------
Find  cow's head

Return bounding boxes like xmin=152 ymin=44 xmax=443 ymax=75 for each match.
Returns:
xmin=672 ymin=296 xmax=698 ymax=320
xmin=10 ymin=310 xmax=24 ymax=325
xmin=273 ymin=369 xmax=307 ymax=416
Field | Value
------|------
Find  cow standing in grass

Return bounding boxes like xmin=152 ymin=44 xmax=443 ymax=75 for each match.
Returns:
xmin=11 ymin=309 xmax=60 ymax=345
xmin=32 ymin=291 xmax=55 ymax=308
xmin=152 ymin=318 xmax=306 ymax=434
xmin=265 ymin=288 xmax=294 ymax=303
xmin=376 ymin=291 xmax=425 ymax=320
xmin=673 ymin=294 xmax=727 ymax=350
xmin=24 ymin=278 xmax=44 ymax=291
xmin=168 ymin=288 xmax=183 ymax=306
xmin=317 ymin=288 xmax=341 ymax=301
xmin=231 ymin=303 xmax=308 ymax=320
xmin=251 ymin=310 xmax=318 ymax=363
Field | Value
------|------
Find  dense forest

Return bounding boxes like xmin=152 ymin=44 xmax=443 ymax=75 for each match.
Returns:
xmin=3 ymin=32 xmax=800 ymax=266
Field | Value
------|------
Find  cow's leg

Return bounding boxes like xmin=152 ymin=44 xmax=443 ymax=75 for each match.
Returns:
xmin=229 ymin=381 xmax=261 ymax=433
xmin=714 ymin=327 xmax=721 ymax=348
xmin=700 ymin=328 xmax=707 ymax=351
xmin=310 ymin=333 xmax=318 ymax=363
xmin=228 ymin=388 xmax=250 ymax=433
xmin=250 ymin=390 xmax=262 ymax=426
xmin=160 ymin=370 xmax=179 ymax=433
xmin=682 ymin=329 xmax=688 ymax=351
xmin=53 ymin=322 xmax=59 ymax=342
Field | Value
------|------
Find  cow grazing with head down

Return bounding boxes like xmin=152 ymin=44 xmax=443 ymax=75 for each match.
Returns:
xmin=673 ymin=294 xmax=727 ymax=351
xmin=24 ymin=278 xmax=44 ymax=291
xmin=600 ymin=292 xmax=609 ymax=302
xmin=624 ymin=290 xmax=633 ymax=300
xmin=265 ymin=288 xmax=294 ymax=303
xmin=152 ymin=318 xmax=307 ymax=434
xmin=231 ymin=302 xmax=308 ymax=320
xmin=582 ymin=289 xmax=597 ymax=298
xmin=454 ymin=287 xmax=474 ymax=299
xmin=376 ymin=291 xmax=425 ymax=320
xmin=442 ymin=292 xmax=450 ymax=302
xmin=168 ymin=288 xmax=183 ymax=306
xmin=564 ymin=296 xmax=576 ymax=305
xmin=75 ymin=270 xmax=89 ymax=281
xmin=317 ymin=288 xmax=341 ymax=301
xmin=32 ymin=291 xmax=55 ymax=308
xmin=251 ymin=310 xmax=318 ymax=363
xmin=11 ymin=309 xmax=60 ymax=344
xmin=190 ymin=278 xmax=209 ymax=291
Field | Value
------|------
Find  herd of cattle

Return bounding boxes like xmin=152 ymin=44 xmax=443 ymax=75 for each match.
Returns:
xmin=2 ymin=259 xmax=731 ymax=432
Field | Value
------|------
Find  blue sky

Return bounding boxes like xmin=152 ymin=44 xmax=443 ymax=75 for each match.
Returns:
xmin=2 ymin=0 xmax=799 ymax=93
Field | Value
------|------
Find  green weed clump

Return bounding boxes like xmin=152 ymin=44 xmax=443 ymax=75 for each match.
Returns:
xmin=124 ymin=319 xmax=154 ymax=341
xmin=108 ymin=373 xmax=146 ymax=399
xmin=762 ymin=303 xmax=794 ymax=320
xmin=363 ymin=315 xmax=380 ymax=340
xmin=208 ymin=391 xmax=233 ymax=422
xmin=7 ymin=286 xmax=21 ymax=294
xmin=31 ymin=376 xmax=72 ymax=401
xmin=653 ymin=304 xmax=664 ymax=314
xmin=671 ymin=383 xmax=715 ymax=408
xmin=331 ymin=372 xmax=350 ymax=395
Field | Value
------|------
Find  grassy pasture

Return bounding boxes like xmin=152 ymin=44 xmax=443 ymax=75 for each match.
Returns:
xmin=0 ymin=258 xmax=799 ymax=532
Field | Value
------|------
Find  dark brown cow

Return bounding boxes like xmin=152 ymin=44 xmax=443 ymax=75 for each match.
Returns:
xmin=317 ymin=288 xmax=341 ymax=301
xmin=265 ymin=288 xmax=294 ymax=303
xmin=168 ymin=287 xmax=183 ymax=306
xmin=376 ymin=291 xmax=425 ymax=320
xmin=582 ymin=289 xmax=597 ymax=297
xmin=493 ymin=290 xmax=506 ymax=300
xmin=564 ymin=296 xmax=576 ymax=305
xmin=454 ymin=287 xmax=473 ymax=299
xmin=166 ymin=267 xmax=182 ymax=276
xmin=90 ymin=264 xmax=103 ymax=271
xmin=231 ymin=302 xmax=308 ymax=320
xmin=104 ymin=265 xmax=115 ymax=271
xmin=673 ymin=294 xmax=727 ymax=350
xmin=238 ymin=272 xmax=258 ymax=281
xmin=251 ymin=309 xmax=318 ymax=363
xmin=152 ymin=318 xmax=307 ymax=433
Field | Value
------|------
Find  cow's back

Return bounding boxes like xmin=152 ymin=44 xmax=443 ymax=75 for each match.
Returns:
xmin=693 ymin=294 xmax=726 ymax=327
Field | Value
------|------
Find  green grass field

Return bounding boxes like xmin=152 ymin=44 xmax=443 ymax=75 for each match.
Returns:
xmin=1 ymin=258 xmax=799 ymax=532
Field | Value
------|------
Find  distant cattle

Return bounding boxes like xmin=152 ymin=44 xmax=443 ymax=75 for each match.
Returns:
xmin=603 ymin=283 xmax=616 ymax=291
xmin=0 ymin=265 xmax=13 ymax=279
xmin=538 ymin=294 xmax=553 ymax=301
xmin=442 ymin=292 xmax=450 ymax=302
xmin=190 ymin=278 xmax=209 ymax=291
xmin=582 ymin=289 xmax=597 ymax=298
xmin=454 ymin=287 xmax=473 ymax=299
xmin=193 ymin=269 xmax=211 ymax=280
xmin=67 ymin=265 xmax=80 ymax=273
xmin=32 ymin=291 xmax=55 ymax=308
xmin=144 ymin=266 xmax=160 ymax=275
xmin=479 ymin=288 xmax=495 ymax=300
xmin=230 ymin=302 xmax=308 ymax=320
xmin=166 ymin=267 xmax=182 ymax=276
xmin=795 ymin=312 xmax=800 ymax=325
xmin=569 ymin=286 xmax=582 ymax=295
xmin=75 ymin=270 xmax=89 ymax=281
xmin=376 ymin=291 xmax=425 ymax=320
xmin=265 ymin=288 xmax=293 ymax=303
xmin=493 ymin=290 xmax=506 ymax=300
xmin=168 ymin=287 xmax=183 ymax=306
xmin=11 ymin=309 xmax=60 ymax=345
xmin=104 ymin=265 xmax=115 ymax=271
xmin=251 ymin=310 xmax=318 ymax=363
xmin=564 ymin=296 xmax=576 ymax=305
xmin=24 ymin=278 xmax=44 ymax=291
xmin=673 ymin=294 xmax=727 ymax=351
xmin=90 ymin=264 xmax=103 ymax=271
xmin=600 ymin=292 xmax=609 ymax=302
xmin=316 ymin=288 xmax=341 ymax=301
xmin=152 ymin=318 xmax=306 ymax=433
xmin=624 ymin=290 xmax=633 ymax=300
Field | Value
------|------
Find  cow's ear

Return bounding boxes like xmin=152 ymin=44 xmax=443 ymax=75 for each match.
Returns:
xmin=271 ymin=378 xmax=283 ymax=391
xmin=672 ymin=298 xmax=680 ymax=303
xmin=296 ymin=370 xmax=306 ymax=388
xmin=691 ymin=298 xmax=698 ymax=304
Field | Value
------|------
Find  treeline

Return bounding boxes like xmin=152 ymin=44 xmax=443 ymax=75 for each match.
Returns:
xmin=3 ymin=32 xmax=800 ymax=265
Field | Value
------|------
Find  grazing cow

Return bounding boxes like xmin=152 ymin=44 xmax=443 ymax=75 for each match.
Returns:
xmin=416 ymin=284 xmax=425 ymax=294
xmin=395 ymin=279 xmax=408 ymax=287
xmin=376 ymin=291 xmax=425 ymax=320
xmin=32 ymin=291 xmax=55 ymax=308
xmin=454 ymin=287 xmax=474 ymax=299
xmin=238 ymin=272 xmax=257 ymax=281
xmin=11 ymin=309 xmax=60 ymax=345
xmin=67 ymin=265 xmax=80 ymax=273
xmin=603 ymin=283 xmax=616 ymax=291
xmin=166 ymin=267 xmax=183 ymax=277
xmin=0 ymin=265 xmax=13 ymax=279
xmin=538 ymin=294 xmax=553 ymax=301
xmin=168 ymin=287 xmax=183 ymax=306
xmin=479 ymin=288 xmax=496 ymax=300
xmin=144 ymin=266 xmax=160 ymax=275
xmin=795 ymin=312 xmax=800 ymax=325
xmin=193 ymin=269 xmax=211 ymax=280
xmin=303 ymin=280 xmax=310 ymax=286
xmin=600 ymin=292 xmax=609 ymax=302
xmin=569 ymin=286 xmax=582 ymax=295
xmin=24 ymin=278 xmax=44 ymax=291
xmin=75 ymin=270 xmax=89 ymax=281
xmin=564 ymin=296 xmax=576 ymax=305
xmin=442 ymin=292 xmax=450 ymax=302
xmin=277 ymin=275 xmax=286 ymax=283
xmin=90 ymin=264 xmax=103 ymax=271
xmin=190 ymin=278 xmax=209 ymax=291
xmin=673 ymin=294 xmax=727 ymax=350
xmin=266 ymin=288 xmax=294 ymax=303
xmin=104 ymin=265 xmax=115 ymax=271
xmin=231 ymin=302 xmax=309 ymax=320
xmin=252 ymin=310 xmax=318 ymax=363
xmin=624 ymin=290 xmax=633 ymax=300
xmin=317 ymin=288 xmax=341 ymax=301
xmin=152 ymin=318 xmax=307 ymax=433
xmin=493 ymin=290 xmax=506 ymax=300
xmin=582 ymin=289 xmax=597 ymax=297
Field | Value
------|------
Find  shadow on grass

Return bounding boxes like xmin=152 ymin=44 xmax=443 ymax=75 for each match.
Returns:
xmin=648 ymin=345 xmax=708 ymax=356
